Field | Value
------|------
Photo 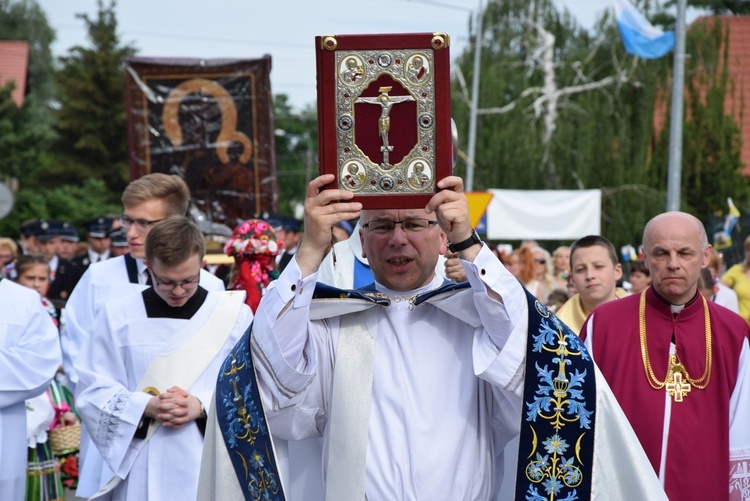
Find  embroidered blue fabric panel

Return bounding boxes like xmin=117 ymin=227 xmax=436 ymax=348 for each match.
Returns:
xmin=216 ymin=328 xmax=286 ymax=501
xmin=514 ymin=291 xmax=596 ymax=501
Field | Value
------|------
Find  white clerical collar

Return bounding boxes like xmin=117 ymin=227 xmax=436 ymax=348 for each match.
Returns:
xmin=670 ymin=304 xmax=685 ymax=315
xmin=373 ymin=273 xmax=443 ymax=298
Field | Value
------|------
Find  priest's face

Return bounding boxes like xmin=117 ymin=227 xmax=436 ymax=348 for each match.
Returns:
xmin=146 ymin=254 xmax=202 ymax=307
xmin=359 ymin=209 xmax=447 ymax=292
xmin=122 ymin=199 xmax=169 ymax=259
xmin=642 ymin=212 xmax=712 ymax=305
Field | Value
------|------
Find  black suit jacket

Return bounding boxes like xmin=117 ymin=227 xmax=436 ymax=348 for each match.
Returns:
xmin=48 ymin=257 xmax=85 ymax=310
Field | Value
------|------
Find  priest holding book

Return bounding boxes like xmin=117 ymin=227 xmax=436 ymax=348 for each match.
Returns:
xmin=199 ymin=174 xmax=667 ymax=500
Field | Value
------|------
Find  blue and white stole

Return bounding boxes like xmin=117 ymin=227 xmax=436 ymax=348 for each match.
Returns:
xmin=514 ymin=292 xmax=596 ymax=501
xmin=215 ymin=327 xmax=285 ymax=501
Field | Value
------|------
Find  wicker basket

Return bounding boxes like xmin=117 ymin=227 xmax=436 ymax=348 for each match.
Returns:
xmin=49 ymin=422 xmax=81 ymax=456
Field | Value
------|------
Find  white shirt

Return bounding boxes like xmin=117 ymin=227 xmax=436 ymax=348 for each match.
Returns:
xmin=88 ymin=248 xmax=111 ymax=264
xmin=715 ymin=282 xmax=740 ymax=313
xmin=49 ymin=253 xmax=59 ymax=275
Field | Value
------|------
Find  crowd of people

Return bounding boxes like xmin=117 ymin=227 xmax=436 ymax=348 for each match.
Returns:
xmin=1 ymin=171 xmax=749 ymax=500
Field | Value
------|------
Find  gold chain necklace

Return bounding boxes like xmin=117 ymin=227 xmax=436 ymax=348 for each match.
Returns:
xmin=639 ymin=290 xmax=712 ymax=402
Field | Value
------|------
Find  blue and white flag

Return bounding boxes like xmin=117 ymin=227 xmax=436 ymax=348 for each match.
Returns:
xmin=613 ymin=0 xmax=675 ymax=59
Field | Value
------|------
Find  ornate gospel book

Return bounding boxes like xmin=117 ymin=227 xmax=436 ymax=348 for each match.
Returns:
xmin=316 ymin=33 xmax=452 ymax=208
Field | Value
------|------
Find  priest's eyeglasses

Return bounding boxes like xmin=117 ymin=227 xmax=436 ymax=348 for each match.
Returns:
xmin=119 ymin=215 xmax=165 ymax=231
xmin=149 ymin=271 xmax=200 ymax=291
xmin=362 ymin=218 xmax=439 ymax=234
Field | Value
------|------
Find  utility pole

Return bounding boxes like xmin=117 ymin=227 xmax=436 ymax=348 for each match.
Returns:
xmin=666 ymin=0 xmax=686 ymax=211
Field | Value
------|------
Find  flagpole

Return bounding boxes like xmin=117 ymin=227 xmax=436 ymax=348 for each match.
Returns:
xmin=666 ymin=0 xmax=686 ymax=211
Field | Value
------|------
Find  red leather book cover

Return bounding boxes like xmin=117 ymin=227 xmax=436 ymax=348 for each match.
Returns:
xmin=316 ymin=33 xmax=452 ymax=208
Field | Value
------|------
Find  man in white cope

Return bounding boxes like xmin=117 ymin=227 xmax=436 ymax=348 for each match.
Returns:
xmin=199 ymin=174 xmax=667 ymax=500
xmin=61 ymin=173 xmax=225 ymax=497
xmin=75 ymin=217 xmax=252 ymax=500
xmin=0 ymin=277 xmax=61 ymax=498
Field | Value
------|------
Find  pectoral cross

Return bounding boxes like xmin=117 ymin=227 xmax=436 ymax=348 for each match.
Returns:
xmin=666 ymin=371 xmax=691 ymax=402
xmin=356 ymin=86 xmax=415 ymax=169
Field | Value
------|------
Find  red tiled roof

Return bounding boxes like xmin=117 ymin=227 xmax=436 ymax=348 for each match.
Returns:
xmin=0 ymin=41 xmax=29 ymax=107
xmin=721 ymin=17 xmax=750 ymax=175
xmin=653 ymin=16 xmax=750 ymax=175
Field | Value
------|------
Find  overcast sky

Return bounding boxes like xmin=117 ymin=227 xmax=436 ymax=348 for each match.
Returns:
xmin=34 ymin=0 xmax=650 ymax=111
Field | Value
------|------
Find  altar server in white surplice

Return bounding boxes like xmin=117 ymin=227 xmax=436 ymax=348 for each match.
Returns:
xmin=198 ymin=175 xmax=667 ymax=500
xmin=0 ymin=278 xmax=61 ymax=498
xmin=75 ymin=217 xmax=252 ymax=500
xmin=61 ymin=173 xmax=224 ymax=497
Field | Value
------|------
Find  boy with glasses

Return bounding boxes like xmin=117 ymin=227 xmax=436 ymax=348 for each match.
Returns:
xmin=61 ymin=173 xmax=225 ymax=497
xmin=76 ymin=217 xmax=251 ymax=500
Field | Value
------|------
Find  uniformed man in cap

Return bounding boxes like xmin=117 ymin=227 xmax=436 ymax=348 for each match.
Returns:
xmin=19 ymin=219 xmax=44 ymax=255
xmin=74 ymin=216 xmax=113 ymax=268
xmin=108 ymin=228 xmax=129 ymax=257
xmin=35 ymin=219 xmax=62 ymax=276
xmin=272 ymin=215 xmax=303 ymax=272
xmin=41 ymin=221 xmax=85 ymax=312
xmin=57 ymin=222 xmax=82 ymax=261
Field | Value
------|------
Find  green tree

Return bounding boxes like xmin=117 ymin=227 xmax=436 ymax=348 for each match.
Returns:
xmin=686 ymin=0 xmax=750 ymax=15
xmin=0 ymin=178 xmax=121 ymax=237
xmin=47 ymin=0 xmax=136 ymax=196
xmin=0 ymin=0 xmax=56 ymax=106
xmin=273 ymin=94 xmax=317 ymax=215
xmin=450 ymin=0 xmax=749 ymax=249
xmin=452 ymin=0 xmax=670 ymax=247
xmin=650 ymin=18 xmax=747 ymax=220
xmin=0 ymin=0 xmax=57 ymax=185
xmin=0 ymin=82 xmax=53 ymax=184
xmin=0 ymin=0 xmax=58 ymax=235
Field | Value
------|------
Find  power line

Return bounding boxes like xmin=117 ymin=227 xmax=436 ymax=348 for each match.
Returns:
xmin=401 ymin=0 xmax=473 ymax=12
xmin=55 ymin=23 xmax=308 ymax=49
